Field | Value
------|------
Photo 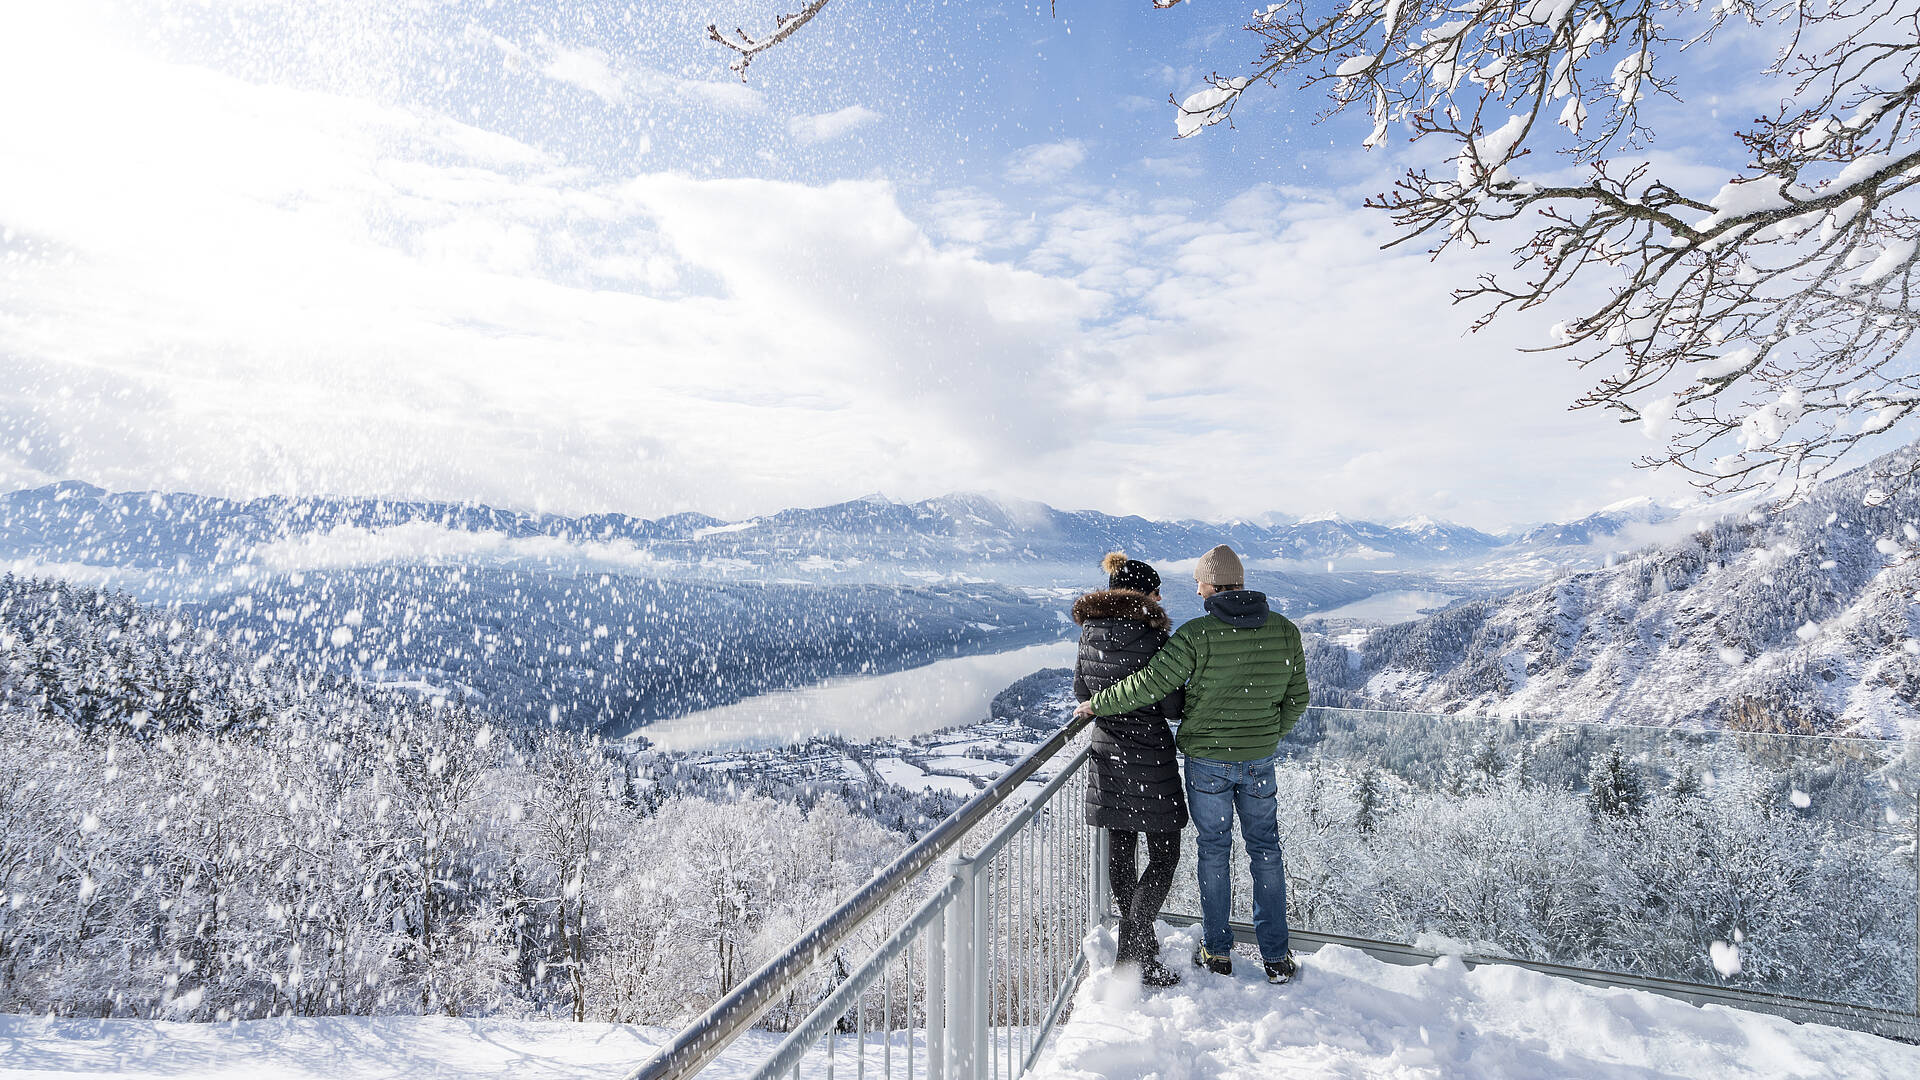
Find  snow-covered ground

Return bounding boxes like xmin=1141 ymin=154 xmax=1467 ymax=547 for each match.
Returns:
xmin=1032 ymin=923 xmax=1920 ymax=1080
xmin=8 ymin=924 xmax=1916 ymax=1080
xmin=873 ymin=755 xmax=984 ymax=795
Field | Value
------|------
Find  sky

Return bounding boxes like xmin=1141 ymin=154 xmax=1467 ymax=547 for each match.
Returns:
xmin=0 ymin=0 xmax=1796 ymax=530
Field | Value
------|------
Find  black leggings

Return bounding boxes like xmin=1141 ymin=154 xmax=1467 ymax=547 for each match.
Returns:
xmin=1107 ymin=829 xmax=1181 ymax=961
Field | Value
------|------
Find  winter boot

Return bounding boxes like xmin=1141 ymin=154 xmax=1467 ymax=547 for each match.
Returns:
xmin=1263 ymin=953 xmax=1297 ymax=985
xmin=1138 ymin=957 xmax=1182 ymax=988
xmin=1191 ymin=944 xmax=1232 ymax=976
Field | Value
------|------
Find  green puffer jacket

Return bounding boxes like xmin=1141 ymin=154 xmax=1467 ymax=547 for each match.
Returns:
xmin=1088 ymin=590 xmax=1310 ymax=762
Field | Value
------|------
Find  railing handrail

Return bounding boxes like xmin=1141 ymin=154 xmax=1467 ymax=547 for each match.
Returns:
xmin=1303 ymin=703 xmax=1909 ymax=745
xmin=625 ymin=715 xmax=1092 ymax=1080
xmin=751 ymin=738 xmax=1097 ymax=1080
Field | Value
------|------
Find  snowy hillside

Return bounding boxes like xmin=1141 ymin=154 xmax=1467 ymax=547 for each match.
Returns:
xmin=0 ymin=573 xmax=927 ymax=1025
xmin=1314 ymin=451 xmax=1920 ymax=735
xmin=1509 ymin=495 xmax=1678 ymax=548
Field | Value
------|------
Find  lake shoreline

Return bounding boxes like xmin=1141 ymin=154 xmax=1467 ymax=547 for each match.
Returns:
xmin=628 ymin=639 xmax=1079 ymax=752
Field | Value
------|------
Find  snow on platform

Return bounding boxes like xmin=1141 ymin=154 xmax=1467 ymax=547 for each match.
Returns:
xmin=1032 ymin=923 xmax=1920 ymax=1080
xmin=8 ymin=927 xmax=1915 ymax=1080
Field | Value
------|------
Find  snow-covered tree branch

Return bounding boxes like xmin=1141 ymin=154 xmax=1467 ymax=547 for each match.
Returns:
xmin=1173 ymin=0 xmax=1920 ymax=499
xmin=708 ymin=0 xmax=1918 ymax=500
xmin=709 ymin=1 xmax=835 ymax=78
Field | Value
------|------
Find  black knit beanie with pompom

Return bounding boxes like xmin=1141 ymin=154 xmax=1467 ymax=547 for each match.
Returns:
xmin=1100 ymin=551 xmax=1161 ymax=595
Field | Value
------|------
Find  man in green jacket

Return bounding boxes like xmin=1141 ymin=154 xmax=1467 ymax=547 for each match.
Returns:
xmin=1073 ymin=543 xmax=1309 ymax=984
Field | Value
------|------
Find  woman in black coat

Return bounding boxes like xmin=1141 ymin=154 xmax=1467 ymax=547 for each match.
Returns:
xmin=1073 ymin=552 xmax=1188 ymax=987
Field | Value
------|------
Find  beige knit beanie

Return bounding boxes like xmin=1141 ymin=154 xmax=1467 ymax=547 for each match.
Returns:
xmin=1194 ymin=544 xmax=1245 ymax=586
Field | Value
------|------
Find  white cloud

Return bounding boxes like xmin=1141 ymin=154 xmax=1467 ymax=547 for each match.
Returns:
xmin=1138 ymin=156 xmax=1203 ymax=179
xmin=1024 ymin=196 xmax=1202 ymax=294
xmin=252 ymin=523 xmax=676 ymax=573
xmin=625 ymin=64 xmax=764 ymax=113
xmin=788 ymin=104 xmax=880 ymax=143
xmin=0 ymin=8 xmax=1677 ymax=530
xmin=1016 ymin=185 xmax=1681 ymax=526
xmin=539 ymin=44 xmax=625 ymax=105
xmin=920 ymin=188 xmax=1038 ymax=250
xmin=0 ymin=21 xmax=1105 ymax=519
xmin=1005 ymin=139 xmax=1087 ymax=184
xmin=472 ymin=26 xmax=759 ymax=113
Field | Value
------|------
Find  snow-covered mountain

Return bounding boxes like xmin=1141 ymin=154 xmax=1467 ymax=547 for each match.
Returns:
xmin=1508 ymin=495 xmax=1680 ymax=548
xmin=0 ymin=482 xmax=1547 ymax=581
xmin=1314 ymin=451 xmax=1920 ymax=736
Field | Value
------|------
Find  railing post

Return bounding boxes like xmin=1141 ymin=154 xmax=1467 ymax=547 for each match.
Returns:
xmin=944 ymin=855 xmax=980 ymax=1080
xmin=1089 ymin=827 xmax=1111 ymax=929
xmin=972 ymin=857 xmax=988 ymax=1079
xmin=925 ymin=903 xmax=946 ymax=1080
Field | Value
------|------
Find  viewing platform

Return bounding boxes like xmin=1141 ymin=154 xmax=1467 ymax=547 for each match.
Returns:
xmin=628 ymin=706 xmax=1920 ymax=1080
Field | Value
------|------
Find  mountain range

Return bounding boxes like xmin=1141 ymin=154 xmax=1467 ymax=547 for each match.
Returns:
xmin=0 ymin=481 xmax=1681 ymax=584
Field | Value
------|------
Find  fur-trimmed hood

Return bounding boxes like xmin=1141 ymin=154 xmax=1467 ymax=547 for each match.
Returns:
xmin=1072 ymin=589 xmax=1172 ymax=631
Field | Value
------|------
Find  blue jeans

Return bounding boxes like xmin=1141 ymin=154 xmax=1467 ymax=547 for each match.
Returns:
xmin=1185 ymin=753 xmax=1289 ymax=960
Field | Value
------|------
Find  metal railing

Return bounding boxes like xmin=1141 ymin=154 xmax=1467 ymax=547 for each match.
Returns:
xmin=626 ymin=716 xmax=1101 ymax=1080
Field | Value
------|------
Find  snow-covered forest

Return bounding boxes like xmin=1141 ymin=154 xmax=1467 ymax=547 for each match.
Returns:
xmin=1236 ymin=716 xmax=1917 ymax=1011
xmin=0 ymin=575 xmax=921 ymax=1024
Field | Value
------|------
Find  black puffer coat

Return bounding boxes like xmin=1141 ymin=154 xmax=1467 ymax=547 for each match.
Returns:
xmin=1073 ymin=590 xmax=1189 ymax=833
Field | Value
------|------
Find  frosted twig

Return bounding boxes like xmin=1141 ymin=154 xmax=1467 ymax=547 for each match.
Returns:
xmin=708 ymin=1 xmax=835 ymax=79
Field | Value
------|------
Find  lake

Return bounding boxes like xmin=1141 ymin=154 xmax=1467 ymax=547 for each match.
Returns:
xmin=1301 ymin=589 xmax=1461 ymax=624
xmin=633 ymin=640 xmax=1078 ymax=752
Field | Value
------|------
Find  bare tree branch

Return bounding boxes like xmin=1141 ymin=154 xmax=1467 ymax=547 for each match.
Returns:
xmin=708 ymin=1 xmax=835 ymax=79
xmin=1180 ymin=0 xmax=1920 ymax=503
xmin=702 ymin=0 xmax=1920 ymax=502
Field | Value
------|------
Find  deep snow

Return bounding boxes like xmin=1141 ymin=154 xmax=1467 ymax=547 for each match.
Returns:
xmin=1031 ymin=923 xmax=1920 ymax=1080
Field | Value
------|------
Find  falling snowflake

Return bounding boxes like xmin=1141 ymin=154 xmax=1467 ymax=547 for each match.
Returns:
xmin=1709 ymin=940 xmax=1741 ymax=977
